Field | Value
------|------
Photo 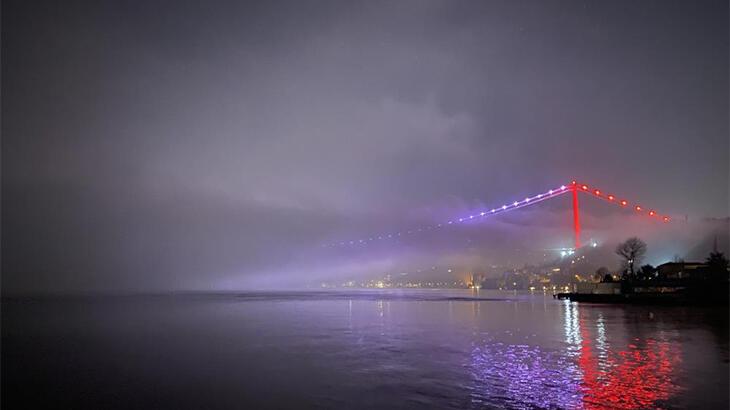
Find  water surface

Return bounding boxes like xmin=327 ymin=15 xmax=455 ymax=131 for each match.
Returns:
xmin=3 ymin=290 xmax=728 ymax=409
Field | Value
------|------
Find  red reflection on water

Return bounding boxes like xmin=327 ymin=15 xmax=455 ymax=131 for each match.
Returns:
xmin=578 ymin=316 xmax=681 ymax=409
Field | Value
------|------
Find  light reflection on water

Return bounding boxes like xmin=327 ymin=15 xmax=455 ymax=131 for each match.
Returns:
xmin=468 ymin=299 xmax=686 ymax=409
xmin=2 ymin=290 xmax=727 ymax=409
xmin=469 ymin=338 xmax=584 ymax=409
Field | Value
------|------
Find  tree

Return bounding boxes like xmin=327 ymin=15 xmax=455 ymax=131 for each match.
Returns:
xmin=639 ymin=264 xmax=656 ymax=280
xmin=706 ymin=251 xmax=729 ymax=281
xmin=595 ymin=267 xmax=610 ymax=282
xmin=615 ymin=237 xmax=647 ymax=276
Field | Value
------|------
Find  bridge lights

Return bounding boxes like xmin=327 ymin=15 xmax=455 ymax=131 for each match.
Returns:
xmin=326 ymin=180 xmax=671 ymax=247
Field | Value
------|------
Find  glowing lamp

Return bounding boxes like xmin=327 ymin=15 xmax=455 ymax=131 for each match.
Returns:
xmin=620 ymin=200 xmax=628 ymax=206
xmin=635 ymin=206 xmax=642 ymax=211
xmin=649 ymin=210 xmax=656 ymax=216
xmin=594 ymin=190 xmax=600 ymax=195
xmin=663 ymin=216 xmax=670 ymax=222
xmin=581 ymin=185 xmax=588 ymax=190
xmin=607 ymin=195 xmax=615 ymax=201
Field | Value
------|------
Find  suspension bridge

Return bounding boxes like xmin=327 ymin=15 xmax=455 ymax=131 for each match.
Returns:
xmin=323 ymin=180 xmax=672 ymax=250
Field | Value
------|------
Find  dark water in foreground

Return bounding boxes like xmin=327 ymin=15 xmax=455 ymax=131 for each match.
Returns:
xmin=2 ymin=290 xmax=729 ymax=409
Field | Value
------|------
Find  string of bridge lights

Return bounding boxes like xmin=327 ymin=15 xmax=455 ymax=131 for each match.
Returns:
xmin=322 ymin=183 xmax=573 ymax=248
xmin=322 ymin=180 xmax=673 ymax=249
xmin=570 ymin=181 xmax=671 ymax=223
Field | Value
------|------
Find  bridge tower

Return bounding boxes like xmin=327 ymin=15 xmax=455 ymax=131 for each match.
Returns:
xmin=571 ymin=183 xmax=581 ymax=249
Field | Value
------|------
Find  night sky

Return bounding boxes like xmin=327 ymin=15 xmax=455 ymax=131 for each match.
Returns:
xmin=3 ymin=0 xmax=728 ymax=292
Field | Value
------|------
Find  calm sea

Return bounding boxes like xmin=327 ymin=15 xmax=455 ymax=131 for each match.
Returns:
xmin=2 ymin=290 xmax=728 ymax=409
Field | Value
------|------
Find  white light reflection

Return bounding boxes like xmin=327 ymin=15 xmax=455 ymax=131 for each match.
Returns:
xmin=563 ymin=300 xmax=582 ymax=356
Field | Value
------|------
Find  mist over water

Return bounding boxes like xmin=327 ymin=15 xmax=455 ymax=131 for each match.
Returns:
xmin=3 ymin=290 xmax=728 ymax=409
xmin=3 ymin=0 xmax=728 ymax=294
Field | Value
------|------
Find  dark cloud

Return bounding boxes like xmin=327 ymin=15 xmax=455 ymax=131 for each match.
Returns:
xmin=3 ymin=0 xmax=728 ymax=292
